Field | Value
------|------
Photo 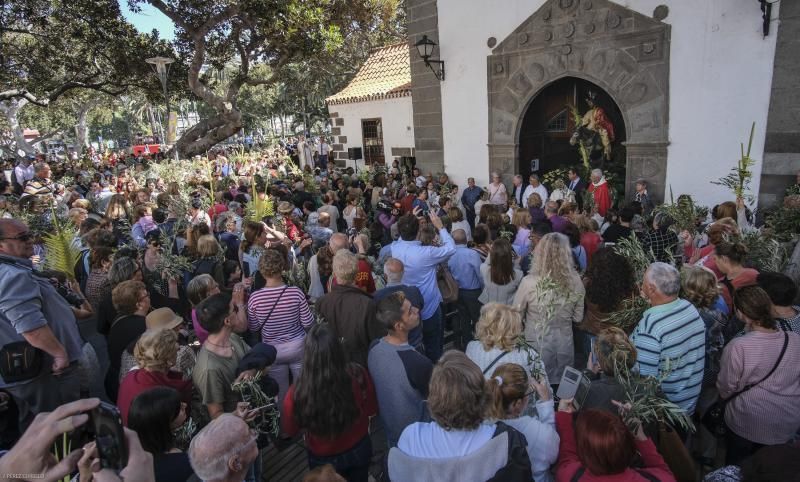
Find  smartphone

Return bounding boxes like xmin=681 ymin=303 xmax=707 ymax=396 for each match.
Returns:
xmin=555 ymin=366 xmax=592 ymax=410
xmin=90 ymin=402 xmax=129 ymax=472
xmin=590 ymin=338 xmax=598 ymax=367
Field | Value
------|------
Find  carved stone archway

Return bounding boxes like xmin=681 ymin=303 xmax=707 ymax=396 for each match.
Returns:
xmin=488 ymin=0 xmax=670 ymax=202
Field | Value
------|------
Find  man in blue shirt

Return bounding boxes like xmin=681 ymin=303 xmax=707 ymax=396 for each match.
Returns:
xmin=461 ymin=177 xmax=483 ymax=229
xmin=447 ymin=229 xmax=483 ymax=350
xmin=390 ymin=212 xmax=456 ymax=362
xmin=0 ymin=219 xmax=83 ymax=428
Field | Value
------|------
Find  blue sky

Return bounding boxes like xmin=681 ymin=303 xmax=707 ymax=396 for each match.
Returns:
xmin=120 ymin=2 xmax=176 ymax=41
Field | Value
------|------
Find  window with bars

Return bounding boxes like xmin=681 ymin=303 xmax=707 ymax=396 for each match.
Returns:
xmin=361 ymin=118 xmax=384 ymax=165
xmin=545 ymin=109 xmax=568 ymax=132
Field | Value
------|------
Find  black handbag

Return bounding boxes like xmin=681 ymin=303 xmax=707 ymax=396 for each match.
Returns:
xmin=244 ymin=286 xmax=287 ymax=347
xmin=702 ymin=331 xmax=788 ymax=436
xmin=0 ymin=341 xmax=43 ymax=383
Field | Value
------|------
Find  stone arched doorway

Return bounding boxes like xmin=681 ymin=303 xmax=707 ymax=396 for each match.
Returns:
xmin=518 ymin=77 xmax=626 ymax=195
xmin=487 ymin=0 xmax=670 ymax=202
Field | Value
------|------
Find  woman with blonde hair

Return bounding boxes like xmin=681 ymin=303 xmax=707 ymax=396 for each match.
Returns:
xmin=513 ymin=232 xmax=585 ymax=382
xmin=511 ymin=208 xmax=532 ymax=256
xmin=191 ymin=234 xmax=225 ymax=287
xmin=485 ymin=363 xmax=559 ymax=482
xmin=527 ymin=192 xmax=547 ymax=224
xmin=116 ymin=327 xmax=192 ymax=425
xmin=465 ymin=303 xmax=548 ymax=385
xmin=681 ymin=266 xmax=727 ymax=466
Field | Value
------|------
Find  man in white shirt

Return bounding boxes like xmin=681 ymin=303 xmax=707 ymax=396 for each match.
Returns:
xmin=317 ymin=137 xmax=330 ymax=169
xmin=13 ymin=156 xmax=35 ymax=194
xmin=522 ymin=174 xmax=548 ymax=208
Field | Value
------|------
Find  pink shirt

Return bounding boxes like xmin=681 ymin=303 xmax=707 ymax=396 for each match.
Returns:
xmin=718 ymin=330 xmax=800 ymax=444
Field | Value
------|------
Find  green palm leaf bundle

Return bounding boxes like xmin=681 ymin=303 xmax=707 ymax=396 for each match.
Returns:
xmin=42 ymin=214 xmax=81 ymax=279
xmin=612 ymin=233 xmax=654 ymax=281
xmin=245 ymin=178 xmax=275 ymax=223
xmin=231 ymin=373 xmax=280 ymax=437
xmin=568 ymin=104 xmax=590 ymax=170
xmin=711 ymin=122 xmax=757 ymax=204
xmin=654 ymin=187 xmax=708 ymax=234
xmin=602 ymin=295 xmax=649 ymax=333
xmin=614 ymin=358 xmax=694 ymax=433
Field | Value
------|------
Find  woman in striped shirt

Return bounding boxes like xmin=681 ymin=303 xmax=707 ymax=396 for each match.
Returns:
xmin=718 ymin=285 xmax=800 ymax=465
xmin=247 ymin=249 xmax=314 ymax=413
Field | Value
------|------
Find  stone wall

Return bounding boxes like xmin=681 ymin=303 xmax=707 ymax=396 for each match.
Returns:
xmin=760 ymin=2 xmax=800 ymax=208
xmin=407 ymin=0 xmax=445 ymax=174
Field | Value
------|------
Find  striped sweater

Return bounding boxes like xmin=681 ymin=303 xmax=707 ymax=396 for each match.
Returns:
xmin=631 ymin=298 xmax=706 ymax=415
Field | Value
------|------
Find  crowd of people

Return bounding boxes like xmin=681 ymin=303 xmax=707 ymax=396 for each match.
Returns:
xmin=0 ymin=144 xmax=797 ymax=482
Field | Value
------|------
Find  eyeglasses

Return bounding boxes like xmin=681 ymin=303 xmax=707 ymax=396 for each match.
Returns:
xmin=0 ymin=232 xmax=33 ymax=242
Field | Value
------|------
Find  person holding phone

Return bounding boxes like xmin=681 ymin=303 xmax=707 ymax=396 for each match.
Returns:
xmin=0 ymin=398 xmax=155 ymax=482
xmin=554 ymin=398 xmax=675 ymax=482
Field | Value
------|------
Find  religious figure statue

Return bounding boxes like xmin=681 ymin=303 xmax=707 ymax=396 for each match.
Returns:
xmin=570 ymin=91 xmax=616 ymax=161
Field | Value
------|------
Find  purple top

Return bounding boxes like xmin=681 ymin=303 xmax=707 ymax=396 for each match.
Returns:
xmin=191 ymin=308 xmax=209 ymax=344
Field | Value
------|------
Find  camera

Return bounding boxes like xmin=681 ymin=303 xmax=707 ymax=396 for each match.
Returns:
xmin=54 ymin=281 xmax=85 ymax=308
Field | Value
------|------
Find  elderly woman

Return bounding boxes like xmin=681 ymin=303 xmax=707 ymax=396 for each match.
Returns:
xmin=527 ymin=193 xmax=547 ymax=225
xmin=513 ymin=233 xmax=585 ymax=382
xmin=106 ymin=280 xmax=150 ymax=402
xmin=390 ymin=351 xmax=532 ymax=481
xmin=466 ymin=303 xmax=549 ymax=385
xmin=486 ymin=363 xmax=559 ymax=482
xmin=487 ymin=172 xmax=508 ymax=207
xmin=248 ymin=249 xmax=313 ymax=412
xmin=116 ymin=327 xmax=192 ymax=425
xmin=581 ymin=327 xmax=639 ymax=413
xmin=479 ymin=239 xmax=523 ymax=306
xmin=191 ymin=234 xmax=226 ymax=287
xmin=717 ymin=286 xmax=800 ymax=465
xmin=389 ymin=350 xmax=533 ymax=482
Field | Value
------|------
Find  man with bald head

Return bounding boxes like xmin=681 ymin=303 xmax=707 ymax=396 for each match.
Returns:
xmin=447 ymin=229 xmax=483 ymax=349
xmin=189 ymin=413 xmax=259 ymax=482
xmin=0 ymin=219 xmax=83 ymax=427
xmin=372 ymin=258 xmax=424 ymax=350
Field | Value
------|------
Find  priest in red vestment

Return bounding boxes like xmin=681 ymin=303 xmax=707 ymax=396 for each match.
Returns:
xmin=588 ymin=169 xmax=611 ymax=217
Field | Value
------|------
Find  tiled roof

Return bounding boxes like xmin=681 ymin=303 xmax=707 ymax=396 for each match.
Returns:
xmin=326 ymin=42 xmax=411 ymax=105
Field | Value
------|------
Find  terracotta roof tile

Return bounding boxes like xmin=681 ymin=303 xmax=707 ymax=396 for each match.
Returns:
xmin=326 ymin=42 xmax=411 ymax=105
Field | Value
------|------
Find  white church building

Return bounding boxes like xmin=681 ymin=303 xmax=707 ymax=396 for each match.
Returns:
xmin=398 ymin=0 xmax=799 ymax=208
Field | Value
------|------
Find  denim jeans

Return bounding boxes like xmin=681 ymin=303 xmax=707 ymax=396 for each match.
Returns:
xmin=422 ymin=305 xmax=443 ymax=363
xmin=307 ymin=435 xmax=372 ymax=482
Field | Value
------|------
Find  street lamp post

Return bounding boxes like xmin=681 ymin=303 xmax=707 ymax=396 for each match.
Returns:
xmin=145 ymin=56 xmax=178 ymax=162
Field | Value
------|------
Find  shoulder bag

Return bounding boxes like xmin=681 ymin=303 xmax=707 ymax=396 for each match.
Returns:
xmin=482 ymin=350 xmax=509 ymax=375
xmin=702 ymin=331 xmax=789 ymax=436
xmin=437 ymin=264 xmax=459 ymax=304
xmin=245 ymin=286 xmax=288 ymax=347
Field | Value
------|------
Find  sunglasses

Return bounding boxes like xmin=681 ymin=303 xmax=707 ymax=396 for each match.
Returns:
xmin=0 ymin=232 xmax=33 ymax=242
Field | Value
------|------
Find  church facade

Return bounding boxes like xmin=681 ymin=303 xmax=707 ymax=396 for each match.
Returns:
xmin=406 ymin=0 xmax=799 ymax=208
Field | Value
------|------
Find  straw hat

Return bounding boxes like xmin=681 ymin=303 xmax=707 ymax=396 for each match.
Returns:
xmin=145 ymin=307 xmax=183 ymax=331
xmin=277 ymin=201 xmax=294 ymax=215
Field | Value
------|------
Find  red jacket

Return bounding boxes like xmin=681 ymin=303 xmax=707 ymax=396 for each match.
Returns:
xmin=282 ymin=366 xmax=378 ymax=456
xmin=117 ymin=369 xmax=193 ymax=426
xmin=555 ymin=412 xmax=675 ymax=482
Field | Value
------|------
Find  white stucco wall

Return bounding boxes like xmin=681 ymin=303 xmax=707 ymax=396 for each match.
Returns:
xmin=435 ymin=0 xmax=779 ymax=207
xmin=329 ymin=96 xmax=415 ymax=163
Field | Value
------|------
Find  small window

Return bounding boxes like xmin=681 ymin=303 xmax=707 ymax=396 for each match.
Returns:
xmin=545 ymin=109 xmax=568 ymax=132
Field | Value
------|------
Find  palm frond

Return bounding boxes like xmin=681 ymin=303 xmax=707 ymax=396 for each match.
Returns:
xmin=711 ymin=122 xmax=757 ymax=204
xmin=245 ymin=177 xmax=275 ymax=222
xmin=43 ymin=213 xmax=81 ymax=279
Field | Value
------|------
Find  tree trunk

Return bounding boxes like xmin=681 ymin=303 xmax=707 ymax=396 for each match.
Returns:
xmin=75 ymin=106 xmax=91 ymax=155
xmin=171 ymin=110 xmax=242 ymax=158
xmin=0 ymin=99 xmax=36 ymax=158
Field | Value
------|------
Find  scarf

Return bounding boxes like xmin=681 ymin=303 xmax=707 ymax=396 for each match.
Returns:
xmin=592 ymin=177 xmax=607 ymax=188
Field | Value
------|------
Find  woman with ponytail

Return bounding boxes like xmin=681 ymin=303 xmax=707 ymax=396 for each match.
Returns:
xmin=486 ymin=363 xmax=559 ymax=482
